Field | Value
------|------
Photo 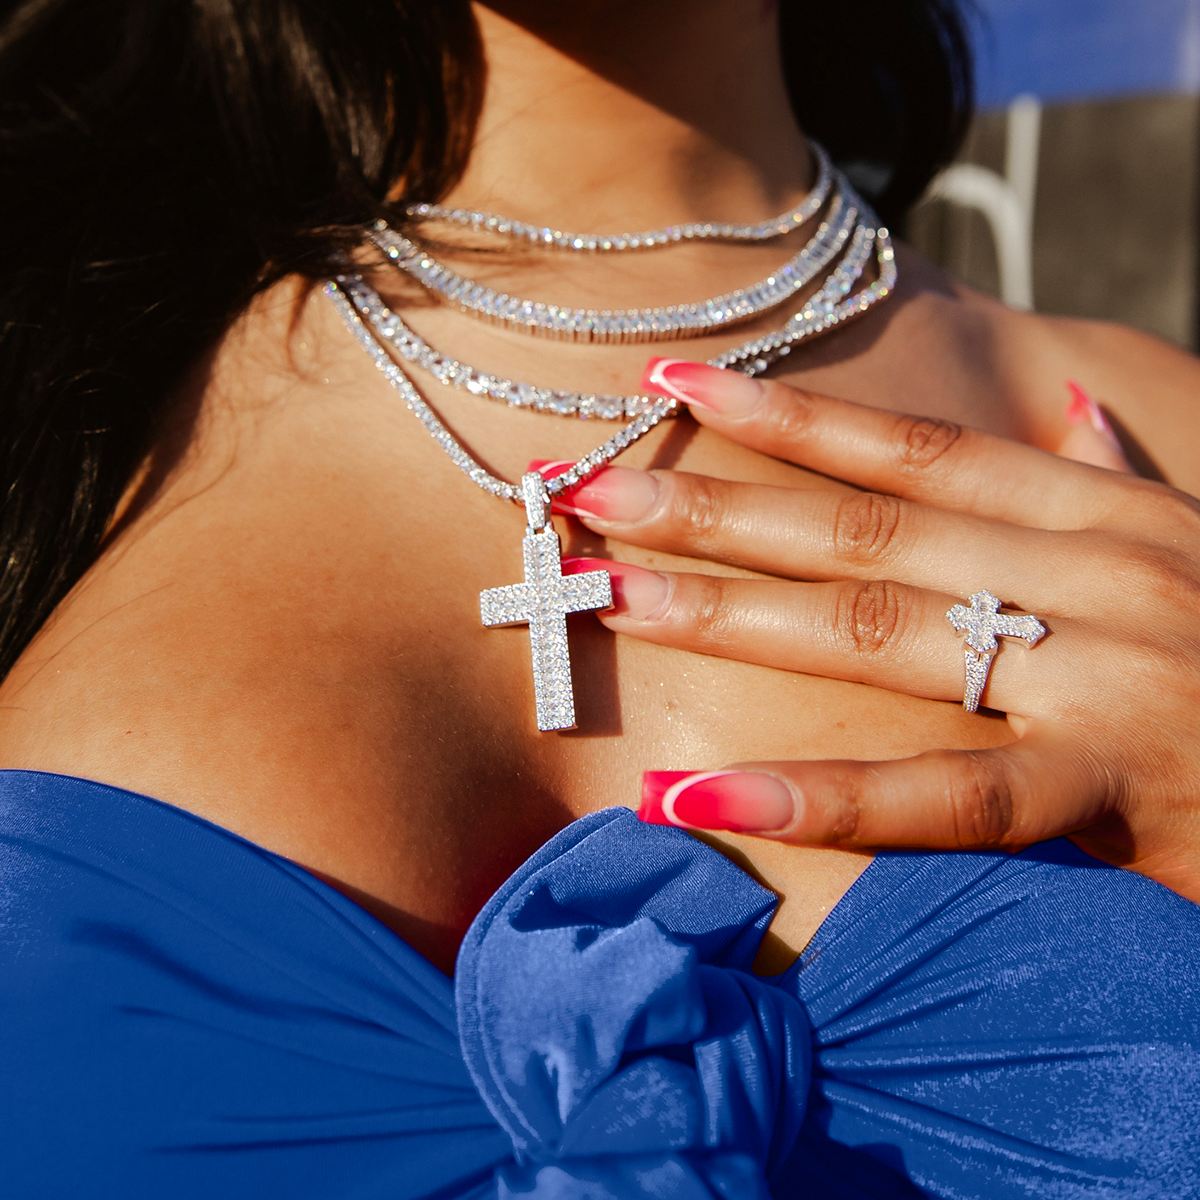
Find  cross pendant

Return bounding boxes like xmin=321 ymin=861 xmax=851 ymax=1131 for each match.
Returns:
xmin=480 ymin=473 xmax=613 ymax=731
xmin=946 ymin=589 xmax=1046 ymax=712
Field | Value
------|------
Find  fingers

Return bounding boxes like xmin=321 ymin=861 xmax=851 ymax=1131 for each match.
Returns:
xmin=565 ymin=558 xmax=1077 ymax=716
xmin=639 ymin=358 xmax=1143 ymax=530
xmin=639 ymin=722 xmax=1109 ymax=851
xmin=554 ymin=465 xmax=1110 ymax=611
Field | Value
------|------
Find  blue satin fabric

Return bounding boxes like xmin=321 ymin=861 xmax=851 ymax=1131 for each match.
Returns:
xmin=2 ymin=771 xmax=1199 ymax=1198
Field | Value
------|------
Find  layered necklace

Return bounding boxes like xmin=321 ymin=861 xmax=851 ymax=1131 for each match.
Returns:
xmin=325 ymin=144 xmax=896 ymax=731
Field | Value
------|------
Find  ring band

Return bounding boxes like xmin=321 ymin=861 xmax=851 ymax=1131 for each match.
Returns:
xmin=946 ymin=589 xmax=1046 ymax=713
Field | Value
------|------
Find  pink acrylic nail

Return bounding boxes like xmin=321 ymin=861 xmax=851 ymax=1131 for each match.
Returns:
xmin=562 ymin=558 xmax=670 ymax=620
xmin=528 ymin=460 xmax=578 ymax=515
xmin=640 ymin=357 xmax=764 ymax=414
xmin=639 ymin=770 xmax=794 ymax=832
xmin=1065 ymin=381 xmax=1122 ymax=451
xmin=563 ymin=467 xmax=659 ymax=522
xmin=528 ymin=459 xmax=576 ymax=481
xmin=530 ymin=461 xmax=657 ymax=522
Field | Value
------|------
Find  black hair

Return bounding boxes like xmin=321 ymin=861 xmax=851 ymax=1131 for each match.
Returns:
xmin=783 ymin=0 xmax=975 ymax=225
xmin=0 ymin=0 xmax=972 ymax=680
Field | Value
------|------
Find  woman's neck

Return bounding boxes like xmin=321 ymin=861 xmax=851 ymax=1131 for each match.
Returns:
xmin=446 ymin=0 xmax=812 ymax=229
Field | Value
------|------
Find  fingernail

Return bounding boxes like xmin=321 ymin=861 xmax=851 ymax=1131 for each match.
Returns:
xmin=530 ymin=460 xmax=582 ymax=514
xmin=530 ymin=461 xmax=659 ymax=522
xmin=639 ymin=770 xmax=795 ymax=832
xmin=528 ymin=460 xmax=589 ymax=516
xmin=555 ymin=467 xmax=659 ymax=522
xmin=1065 ymin=381 xmax=1123 ymax=454
xmin=641 ymin=357 xmax=764 ymax=415
xmin=529 ymin=459 xmax=576 ymax=481
xmin=562 ymin=558 xmax=671 ymax=619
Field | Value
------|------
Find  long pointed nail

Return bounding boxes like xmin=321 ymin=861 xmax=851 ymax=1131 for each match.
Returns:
xmin=1066 ymin=382 xmax=1123 ymax=451
xmin=1063 ymin=382 xmax=1132 ymax=471
xmin=528 ymin=462 xmax=659 ymax=521
xmin=562 ymin=558 xmax=671 ymax=619
xmin=567 ymin=467 xmax=659 ymax=522
xmin=641 ymin=358 xmax=764 ymax=415
xmin=639 ymin=770 xmax=795 ymax=832
xmin=529 ymin=459 xmax=576 ymax=480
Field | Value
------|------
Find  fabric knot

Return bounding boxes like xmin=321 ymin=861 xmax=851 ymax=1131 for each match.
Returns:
xmin=455 ymin=809 xmax=812 ymax=1197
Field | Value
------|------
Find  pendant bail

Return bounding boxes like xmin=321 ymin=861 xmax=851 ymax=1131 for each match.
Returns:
xmin=521 ymin=471 xmax=551 ymax=532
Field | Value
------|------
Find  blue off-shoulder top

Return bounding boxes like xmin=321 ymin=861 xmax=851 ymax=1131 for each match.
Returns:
xmin=1 ymin=769 xmax=1198 ymax=1197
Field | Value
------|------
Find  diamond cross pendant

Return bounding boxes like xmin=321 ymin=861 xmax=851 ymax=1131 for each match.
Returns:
xmin=480 ymin=473 xmax=613 ymax=731
xmin=946 ymin=589 xmax=1046 ymax=713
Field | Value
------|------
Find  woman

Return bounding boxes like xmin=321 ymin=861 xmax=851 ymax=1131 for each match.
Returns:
xmin=1 ymin=0 xmax=1198 ymax=1195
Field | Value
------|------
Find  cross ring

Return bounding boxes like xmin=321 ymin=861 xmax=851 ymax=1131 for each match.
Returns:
xmin=946 ymin=590 xmax=1046 ymax=713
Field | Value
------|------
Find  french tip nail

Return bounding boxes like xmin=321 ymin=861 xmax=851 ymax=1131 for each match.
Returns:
xmin=528 ymin=459 xmax=576 ymax=480
xmin=638 ymin=771 xmax=698 ymax=825
xmin=638 ymin=357 xmax=686 ymax=397
xmin=1065 ymin=381 xmax=1117 ymax=436
xmin=1065 ymin=383 xmax=1130 ymax=465
xmin=1065 ymin=381 xmax=1091 ymax=425
xmin=549 ymin=499 xmax=588 ymax=517
xmin=639 ymin=357 xmax=763 ymax=413
xmin=639 ymin=770 xmax=795 ymax=833
xmin=561 ymin=556 xmax=613 ymax=577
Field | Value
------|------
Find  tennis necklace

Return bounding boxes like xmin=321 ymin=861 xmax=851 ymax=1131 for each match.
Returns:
xmin=326 ymin=156 xmax=895 ymax=732
xmin=369 ymin=192 xmax=856 ymax=343
xmin=405 ymin=144 xmax=833 ymax=252
xmin=325 ymin=279 xmax=674 ymax=732
xmin=339 ymin=219 xmax=893 ymax=421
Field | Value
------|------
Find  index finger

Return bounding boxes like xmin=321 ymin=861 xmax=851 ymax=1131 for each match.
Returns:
xmin=641 ymin=357 xmax=1139 ymax=529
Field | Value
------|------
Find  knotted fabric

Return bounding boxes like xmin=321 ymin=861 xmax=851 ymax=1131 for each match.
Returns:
xmin=456 ymin=809 xmax=811 ymax=1196
xmin=4 ymin=772 xmax=1200 ymax=1198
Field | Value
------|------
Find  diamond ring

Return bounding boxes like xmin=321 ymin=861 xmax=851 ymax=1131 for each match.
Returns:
xmin=946 ymin=590 xmax=1047 ymax=713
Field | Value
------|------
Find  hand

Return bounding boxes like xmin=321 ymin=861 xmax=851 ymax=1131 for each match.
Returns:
xmin=553 ymin=359 xmax=1200 ymax=900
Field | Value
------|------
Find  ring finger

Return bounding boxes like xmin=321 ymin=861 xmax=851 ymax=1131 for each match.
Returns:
xmin=564 ymin=558 xmax=1082 ymax=717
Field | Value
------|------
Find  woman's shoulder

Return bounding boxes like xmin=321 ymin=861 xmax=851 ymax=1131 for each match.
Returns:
xmin=1015 ymin=308 xmax=1200 ymax=490
xmin=887 ymin=249 xmax=1200 ymax=492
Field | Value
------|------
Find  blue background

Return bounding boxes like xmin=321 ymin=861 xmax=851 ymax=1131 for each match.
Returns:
xmin=973 ymin=0 xmax=1200 ymax=106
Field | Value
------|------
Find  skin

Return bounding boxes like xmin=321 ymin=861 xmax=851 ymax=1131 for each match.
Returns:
xmin=1 ymin=0 xmax=1198 ymax=974
xmin=564 ymin=368 xmax=1200 ymax=900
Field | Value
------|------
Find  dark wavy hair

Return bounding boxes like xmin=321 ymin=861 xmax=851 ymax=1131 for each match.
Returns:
xmin=0 ymin=0 xmax=972 ymax=680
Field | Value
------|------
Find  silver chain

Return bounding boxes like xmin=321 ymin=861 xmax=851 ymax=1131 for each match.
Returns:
xmin=323 ymin=232 xmax=894 ymax=505
xmin=325 ymin=162 xmax=896 ymax=507
xmin=324 ymin=279 xmax=677 ymax=503
xmin=404 ymin=144 xmax=834 ymax=252
xmin=369 ymin=192 xmax=859 ymax=344
xmin=334 ymin=222 xmax=892 ymax=422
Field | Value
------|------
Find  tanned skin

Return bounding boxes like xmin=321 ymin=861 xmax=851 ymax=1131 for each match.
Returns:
xmin=2 ymin=1 xmax=1198 ymax=973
